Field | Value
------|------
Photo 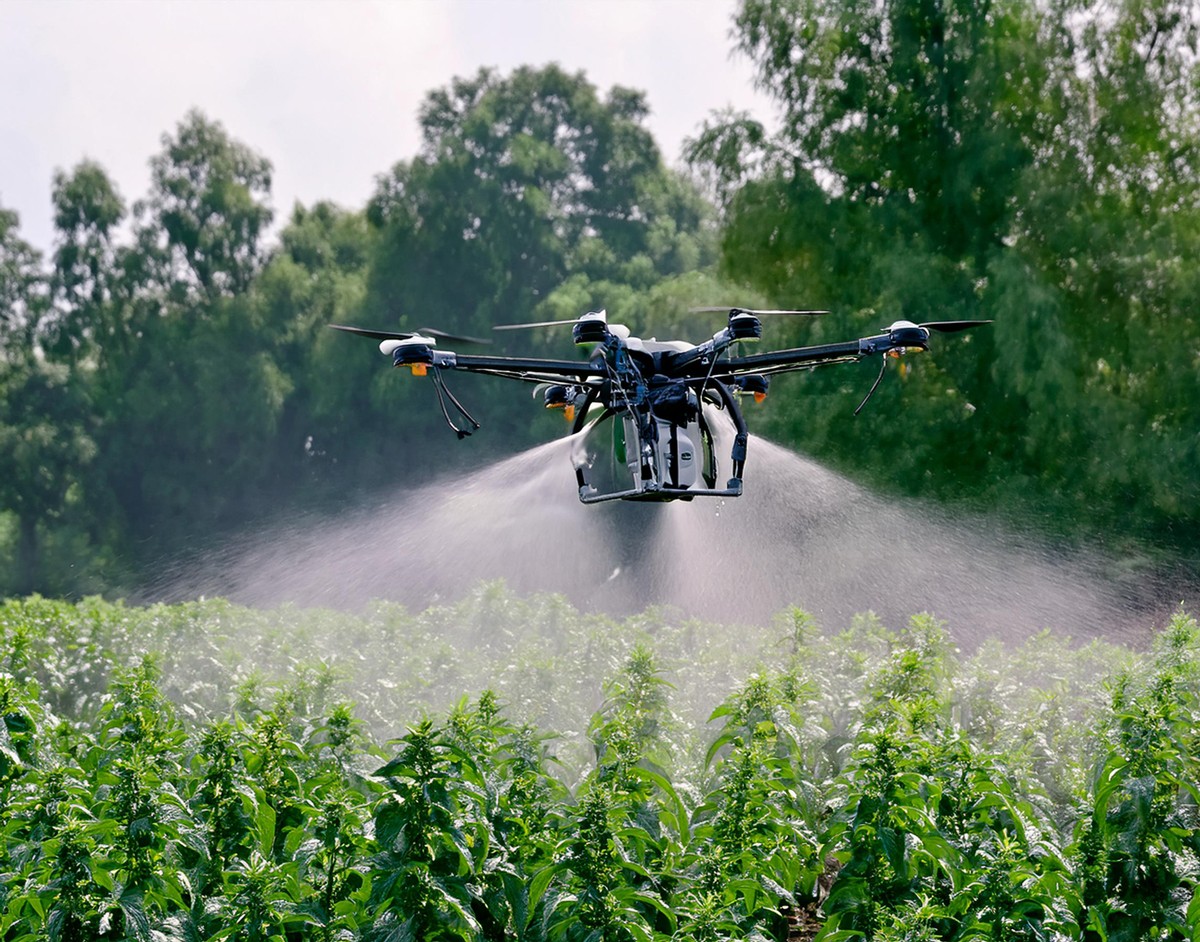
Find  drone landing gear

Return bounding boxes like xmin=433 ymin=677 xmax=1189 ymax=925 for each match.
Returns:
xmin=579 ymin=479 xmax=745 ymax=504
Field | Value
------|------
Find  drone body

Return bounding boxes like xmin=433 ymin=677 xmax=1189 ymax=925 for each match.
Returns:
xmin=332 ymin=308 xmax=987 ymax=503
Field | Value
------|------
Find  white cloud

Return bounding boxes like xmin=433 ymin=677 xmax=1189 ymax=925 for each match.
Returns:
xmin=0 ymin=0 xmax=771 ymax=253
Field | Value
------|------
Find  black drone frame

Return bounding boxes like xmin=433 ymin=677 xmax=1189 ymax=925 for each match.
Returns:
xmin=331 ymin=308 xmax=987 ymax=503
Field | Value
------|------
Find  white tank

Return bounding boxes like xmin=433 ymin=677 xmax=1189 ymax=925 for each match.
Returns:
xmin=656 ymin=419 xmax=698 ymax=488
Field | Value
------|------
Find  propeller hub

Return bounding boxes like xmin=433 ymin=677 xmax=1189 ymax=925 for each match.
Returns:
xmin=729 ymin=312 xmax=763 ymax=341
xmin=573 ymin=317 xmax=610 ymax=345
xmin=389 ymin=340 xmax=436 ymax=369
xmin=379 ymin=336 xmax=436 ymax=356
xmin=886 ymin=321 xmax=931 ymax=348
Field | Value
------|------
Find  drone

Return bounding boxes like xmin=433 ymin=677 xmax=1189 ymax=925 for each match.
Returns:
xmin=331 ymin=308 xmax=988 ymax=503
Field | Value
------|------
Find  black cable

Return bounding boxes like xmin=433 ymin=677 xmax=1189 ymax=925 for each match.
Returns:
xmin=430 ymin=368 xmax=480 ymax=438
xmin=854 ymin=356 xmax=889 ymax=416
xmin=440 ymin=375 xmax=480 ymax=432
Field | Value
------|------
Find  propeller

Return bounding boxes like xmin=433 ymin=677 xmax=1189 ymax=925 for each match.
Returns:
xmin=688 ymin=306 xmax=830 ymax=316
xmin=329 ymin=324 xmax=492 ymax=345
xmin=917 ymin=319 xmax=992 ymax=333
xmin=492 ymin=320 xmax=576 ymax=331
xmin=493 ymin=310 xmax=608 ymax=332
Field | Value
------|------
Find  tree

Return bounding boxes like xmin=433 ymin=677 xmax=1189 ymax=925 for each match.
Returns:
xmin=358 ymin=65 xmax=722 ymax=469
xmin=47 ymin=160 xmax=126 ymax=363
xmin=135 ymin=109 xmax=273 ymax=302
xmin=989 ymin=0 xmax=1200 ymax=538
xmin=0 ymin=206 xmax=95 ymax=593
xmin=367 ymin=64 xmax=714 ymax=337
xmin=78 ymin=113 xmax=284 ymax=559
xmin=689 ymin=0 xmax=1200 ymax=545
xmin=251 ymin=201 xmax=383 ymax=496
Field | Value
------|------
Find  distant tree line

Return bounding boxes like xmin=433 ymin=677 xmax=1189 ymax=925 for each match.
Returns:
xmin=3 ymin=0 xmax=1200 ymax=598
xmin=0 ymin=66 xmax=729 ymax=595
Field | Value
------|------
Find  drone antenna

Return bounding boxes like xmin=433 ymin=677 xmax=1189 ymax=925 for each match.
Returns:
xmin=854 ymin=357 xmax=889 ymax=416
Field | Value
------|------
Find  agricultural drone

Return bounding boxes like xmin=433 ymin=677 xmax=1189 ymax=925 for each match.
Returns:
xmin=332 ymin=308 xmax=988 ymax=503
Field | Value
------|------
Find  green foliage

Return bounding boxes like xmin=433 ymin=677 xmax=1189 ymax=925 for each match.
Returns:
xmin=2 ymin=38 xmax=1197 ymax=593
xmin=4 ymin=591 xmax=1195 ymax=939
xmin=689 ymin=0 xmax=1200 ymax=550
xmin=366 ymin=65 xmax=711 ymax=334
xmin=0 ymin=66 xmax=734 ymax=593
xmin=1075 ymin=609 xmax=1200 ymax=940
xmin=0 ymin=204 xmax=97 ymax=596
xmin=359 ymin=63 xmax=723 ymax=469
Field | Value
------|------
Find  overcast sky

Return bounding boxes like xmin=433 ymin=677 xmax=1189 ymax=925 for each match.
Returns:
xmin=0 ymin=0 xmax=773 ymax=255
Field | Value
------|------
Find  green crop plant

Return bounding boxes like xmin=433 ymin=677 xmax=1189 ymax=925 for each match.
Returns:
xmin=1071 ymin=610 xmax=1200 ymax=941
xmin=0 ymin=592 xmax=1196 ymax=940
xmin=368 ymin=717 xmax=499 ymax=939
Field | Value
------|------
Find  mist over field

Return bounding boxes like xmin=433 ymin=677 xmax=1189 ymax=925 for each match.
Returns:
xmin=150 ymin=427 xmax=1180 ymax=650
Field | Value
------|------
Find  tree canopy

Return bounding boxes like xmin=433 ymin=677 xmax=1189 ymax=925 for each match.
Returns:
xmin=688 ymin=0 xmax=1200 ymax=545
xmin=366 ymin=64 xmax=714 ymax=334
xmin=0 ymin=68 xmax=724 ymax=594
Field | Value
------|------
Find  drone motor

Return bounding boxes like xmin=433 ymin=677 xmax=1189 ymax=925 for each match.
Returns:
xmin=380 ymin=336 xmax=438 ymax=375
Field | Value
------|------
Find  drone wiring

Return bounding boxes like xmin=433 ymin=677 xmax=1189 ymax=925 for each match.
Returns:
xmin=429 ymin=367 xmax=480 ymax=439
xmin=854 ymin=356 xmax=890 ymax=416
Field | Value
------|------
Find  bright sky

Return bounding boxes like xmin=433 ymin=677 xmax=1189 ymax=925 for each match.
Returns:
xmin=0 ymin=0 xmax=773 ymax=255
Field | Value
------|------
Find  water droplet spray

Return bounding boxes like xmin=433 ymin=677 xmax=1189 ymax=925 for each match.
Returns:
xmin=156 ymin=429 xmax=1175 ymax=646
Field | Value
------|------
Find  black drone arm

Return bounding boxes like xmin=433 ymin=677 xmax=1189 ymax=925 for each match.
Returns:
xmin=330 ymin=324 xmax=603 ymax=386
xmin=446 ymin=353 xmax=605 ymax=385
xmin=711 ymin=338 xmax=866 ymax=380
xmin=711 ymin=320 xmax=963 ymax=381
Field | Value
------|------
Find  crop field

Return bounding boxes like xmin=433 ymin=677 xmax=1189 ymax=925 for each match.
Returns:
xmin=0 ymin=587 xmax=1197 ymax=940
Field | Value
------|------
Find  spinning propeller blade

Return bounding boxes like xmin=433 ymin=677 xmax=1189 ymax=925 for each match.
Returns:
xmin=418 ymin=327 xmax=492 ymax=345
xmin=689 ymin=306 xmax=830 ymax=316
xmin=494 ymin=310 xmax=607 ymax=331
xmin=918 ymin=319 xmax=992 ymax=333
xmin=329 ymin=324 xmax=413 ymax=341
xmin=328 ymin=324 xmax=491 ymax=344
xmin=492 ymin=319 xmax=577 ymax=331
